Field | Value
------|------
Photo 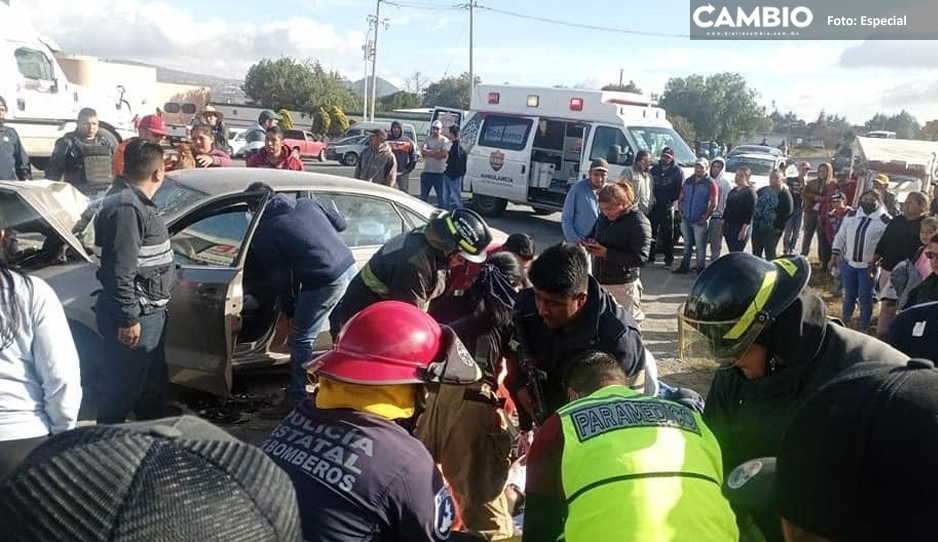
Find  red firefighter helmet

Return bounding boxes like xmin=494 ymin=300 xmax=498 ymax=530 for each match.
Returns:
xmin=308 ymin=301 xmax=481 ymax=386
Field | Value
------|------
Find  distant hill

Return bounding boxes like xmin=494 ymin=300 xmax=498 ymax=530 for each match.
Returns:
xmin=108 ymin=59 xmax=248 ymax=103
xmin=348 ymin=77 xmax=400 ymax=98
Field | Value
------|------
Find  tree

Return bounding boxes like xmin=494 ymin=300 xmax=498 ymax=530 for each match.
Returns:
xmin=809 ymin=110 xmax=851 ymax=147
xmin=601 ymin=80 xmax=643 ymax=93
xmin=404 ymin=71 xmax=428 ymax=95
xmin=379 ymin=91 xmax=422 ymax=112
xmin=864 ymin=110 xmax=922 ymax=139
xmin=242 ymin=57 xmax=360 ymax=112
xmin=312 ymin=106 xmax=331 ymax=135
xmin=328 ymin=106 xmax=350 ymax=136
xmin=669 ymin=115 xmax=697 ymax=144
xmin=423 ymin=72 xmax=481 ymax=109
xmin=659 ymin=72 xmax=768 ymax=143
xmin=922 ymin=120 xmax=938 ymax=141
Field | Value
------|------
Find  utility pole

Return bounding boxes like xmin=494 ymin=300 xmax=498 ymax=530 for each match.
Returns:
xmin=361 ymin=32 xmax=372 ymax=123
xmin=618 ymin=69 xmax=624 ymax=87
xmin=469 ymin=0 xmax=475 ymax=97
xmin=369 ymin=0 xmax=384 ymax=123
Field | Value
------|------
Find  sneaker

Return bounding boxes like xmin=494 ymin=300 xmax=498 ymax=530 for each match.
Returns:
xmin=662 ymin=261 xmax=673 ymax=270
xmin=672 ymin=266 xmax=690 ymax=275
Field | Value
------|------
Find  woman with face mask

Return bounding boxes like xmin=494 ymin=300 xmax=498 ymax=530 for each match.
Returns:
xmin=831 ymin=190 xmax=891 ymax=331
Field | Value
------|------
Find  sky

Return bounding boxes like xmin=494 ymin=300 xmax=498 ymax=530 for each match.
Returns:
xmin=16 ymin=0 xmax=938 ymax=124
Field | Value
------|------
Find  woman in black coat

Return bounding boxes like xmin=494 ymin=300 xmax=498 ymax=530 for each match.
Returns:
xmin=722 ymin=167 xmax=758 ymax=252
xmin=583 ymin=181 xmax=652 ymax=324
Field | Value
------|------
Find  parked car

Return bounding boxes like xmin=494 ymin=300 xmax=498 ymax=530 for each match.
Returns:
xmin=726 ymin=145 xmax=785 ymax=158
xmin=723 ymin=153 xmax=787 ymax=190
xmin=326 ymin=135 xmax=370 ymax=166
xmin=341 ymin=121 xmax=418 ymax=143
xmin=230 ymin=129 xmax=249 ymax=158
xmin=283 ymin=129 xmax=327 ymax=161
xmin=0 ymin=172 xmax=507 ymax=399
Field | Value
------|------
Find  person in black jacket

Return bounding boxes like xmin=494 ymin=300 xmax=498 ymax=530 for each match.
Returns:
xmin=45 ymin=107 xmax=116 ymax=196
xmin=648 ymin=147 xmax=685 ymax=267
xmin=505 ymin=243 xmax=646 ymax=425
xmin=872 ymin=191 xmax=928 ymax=337
xmin=388 ymin=120 xmax=417 ymax=194
xmin=722 ymin=167 xmax=758 ymax=252
xmin=442 ymin=125 xmax=467 ymax=211
xmin=680 ymin=253 xmax=907 ymax=541
xmin=94 ymin=140 xmax=176 ymax=424
xmin=0 ymin=96 xmax=31 ymax=180
xmin=903 ymin=233 xmax=938 ymax=309
xmin=751 ymin=169 xmax=792 ymax=260
xmin=583 ymin=181 xmax=652 ymax=324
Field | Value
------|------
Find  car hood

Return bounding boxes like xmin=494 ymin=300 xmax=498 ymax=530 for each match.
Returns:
xmin=0 ymin=181 xmax=91 ymax=263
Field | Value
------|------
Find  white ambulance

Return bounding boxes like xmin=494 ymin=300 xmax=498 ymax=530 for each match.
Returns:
xmin=437 ymin=85 xmax=697 ymax=217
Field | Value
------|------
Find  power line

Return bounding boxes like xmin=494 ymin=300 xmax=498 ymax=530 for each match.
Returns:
xmin=474 ymin=4 xmax=686 ymax=39
xmin=383 ymin=0 xmax=464 ymax=10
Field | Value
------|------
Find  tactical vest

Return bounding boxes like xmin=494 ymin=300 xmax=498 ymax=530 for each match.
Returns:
xmin=557 ymin=385 xmax=738 ymax=542
xmin=76 ymin=139 xmax=114 ymax=186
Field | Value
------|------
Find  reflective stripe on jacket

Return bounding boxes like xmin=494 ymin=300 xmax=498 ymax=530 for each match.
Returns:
xmin=558 ymin=385 xmax=738 ymax=542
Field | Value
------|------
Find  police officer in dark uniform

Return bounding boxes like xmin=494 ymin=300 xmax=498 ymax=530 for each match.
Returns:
xmin=263 ymin=301 xmax=483 ymax=542
xmin=0 ymin=96 xmax=33 ymax=181
xmin=45 ymin=107 xmax=116 ymax=195
xmin=329 ymin=208 xmax=492 ymax=338
xmin=0 ymin=96 xmax=31 ymax=180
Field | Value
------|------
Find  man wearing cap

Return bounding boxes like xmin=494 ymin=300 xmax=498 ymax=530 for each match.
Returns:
xmin=619 ymin=149 xmax=655 ymax=215
xmin=0 ymin=95 xmax=31 ymax=180
xmin=782 ymin=161 xmax=809 ymax=256
xmin=562 ymin=159 xmax=606 ymax=244
xmin=674 ymin=158 xmax=718 ymax=274
xmin=46 ymin=107 xmax=116 ymax=196
xmin=243 ymin=109 xmax=281 ymax=159
xmin=1 ymin=416 xmax=303 ymax=542
xmin=524 ymin=351 xmax=739 ymax=542
xmin=872 ymin=172 xmax=901 ymax=217
xmin=649 ymin=147 xmax=685 ymax=267
xmin=329 ymin=208 xmax=493 ymax=338
xmin=354 ymin=128 xmax=397 ymax=187
xmin=724 ymin=359 xmax=934 ymax=542
xmin=263 ymin=301 xmax=480 ymax=542
xmin=420 ymin=120 xmax=451 ymax=203
xmin=113 ymin=114 xmax=169 ymax=176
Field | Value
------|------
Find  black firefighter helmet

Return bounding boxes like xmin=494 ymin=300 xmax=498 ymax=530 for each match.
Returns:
xmin=426 ymin=208 xmax=493 ymax=263
xmin=679 ymin=253 xmax=811 ymax=368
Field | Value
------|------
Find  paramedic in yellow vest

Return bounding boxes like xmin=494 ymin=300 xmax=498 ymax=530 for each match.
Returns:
xmin=523 ymin=351 xmax=738 ymax=542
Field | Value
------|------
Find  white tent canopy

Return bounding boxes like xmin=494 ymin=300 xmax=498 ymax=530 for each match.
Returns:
xmin=853 ymin=136 xmax=938 ymax=170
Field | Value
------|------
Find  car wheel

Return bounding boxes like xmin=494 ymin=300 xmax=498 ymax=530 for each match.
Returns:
xmin=318 ymin=149 xmax=327 ymax=162
xmin=532 ymin=206 xmax=555 ymax=216
xmin=471 ymin=194 xmax=508 ymax=217
xmin=343 ymin=152 xmax=359 ymax=167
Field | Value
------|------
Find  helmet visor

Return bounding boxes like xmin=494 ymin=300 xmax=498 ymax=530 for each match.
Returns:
xmin=677 ymin=303 xmax=769 ymax=369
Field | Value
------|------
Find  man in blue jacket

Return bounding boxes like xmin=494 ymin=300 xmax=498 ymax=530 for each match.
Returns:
xmin=675 ymin=157 xmax=718 ymax=274
xmin=562 ymin=159 xmax=606 ymax=243
xmin=247 ymin=183 xmax=357 ymax=414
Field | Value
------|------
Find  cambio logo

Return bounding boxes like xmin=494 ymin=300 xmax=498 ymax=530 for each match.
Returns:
xmin=693 ymin=4 xmax=813 ymax=28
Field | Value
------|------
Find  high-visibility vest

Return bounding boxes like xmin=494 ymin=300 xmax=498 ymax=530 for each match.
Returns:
xmin=558 ymin=385 xmax=738 ymax=542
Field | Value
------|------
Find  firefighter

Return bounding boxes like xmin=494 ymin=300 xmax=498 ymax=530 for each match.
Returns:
xmin=263 ymin=301 xmax=483 ymax=542
xmin=45 ymin=107 xmax=116 ymax=196
xmin=329 ymin=208 xmax=493 ymax=337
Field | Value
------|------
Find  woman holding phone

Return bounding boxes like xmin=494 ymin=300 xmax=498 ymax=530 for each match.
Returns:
xmin=582 ymin=182 xmax=652 ymax=325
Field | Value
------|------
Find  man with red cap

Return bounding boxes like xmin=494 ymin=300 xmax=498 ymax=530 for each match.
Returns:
xmin=263 ymin=301 xmax=483 ymax=542
xmin=113 ymin=114 xmax=169 ymax=176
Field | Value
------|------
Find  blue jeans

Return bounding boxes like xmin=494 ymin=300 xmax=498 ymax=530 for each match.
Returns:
xmin=840 ymin=260 xmax=875 ymax=330
xmin=723 ymin=222 xmax=750 ymax=252
xmin=680 ymin=218 xmax=710 ymax=271
xmin=441 ymin=175 xmax=464 ymax=211
xmin=287 ymin=265 xmax=357 ymax=406
xmin=783 ymin=209 xmax=804 ymax=254
xmin=95 ymin=300 xmax=168 ymax=424
xmin=420 ymin=172 xmax=444 ymax=203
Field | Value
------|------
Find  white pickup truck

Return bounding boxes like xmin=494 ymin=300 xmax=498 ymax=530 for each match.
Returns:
xmin=0 ymin=4 xmax=134 ymax=169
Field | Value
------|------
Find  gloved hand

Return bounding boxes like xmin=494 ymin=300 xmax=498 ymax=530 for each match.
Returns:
xmin=661 ymin=386 xmax=706 ymax=414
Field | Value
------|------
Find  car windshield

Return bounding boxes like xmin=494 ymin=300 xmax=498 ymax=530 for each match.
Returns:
xmin=725 ymin=156 xmax=776 ymax=177
xmin=733 ymin=146 xmax=781 ymax=156
xmin=154 ymin=178 xmax=209 ymax=217
xmin=626 ymin=126 xmax=697 ymax=167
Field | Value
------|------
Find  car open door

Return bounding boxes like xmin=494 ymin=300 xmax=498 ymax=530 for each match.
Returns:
xmin=164 ymin=190 xmax=271 ymax=396
xmin=431 ymin=107 xmax=466 ymax=132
